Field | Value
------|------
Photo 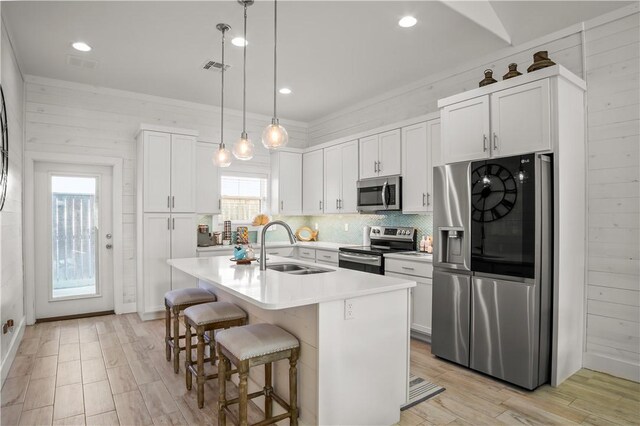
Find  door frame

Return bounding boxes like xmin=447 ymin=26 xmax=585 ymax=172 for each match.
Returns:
xmin=24 ymin=152 xmax=126 ymax=324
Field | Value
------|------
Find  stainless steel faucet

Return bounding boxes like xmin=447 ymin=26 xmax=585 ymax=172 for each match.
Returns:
xmin=260 ymin=220 xmax=297 ymax=271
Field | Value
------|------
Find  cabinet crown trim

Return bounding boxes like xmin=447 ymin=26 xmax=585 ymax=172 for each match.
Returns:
xmin=437 ymin=65 xmax=585 ymax=109
xmin=137 ymin=123 xmax=199 ymax=138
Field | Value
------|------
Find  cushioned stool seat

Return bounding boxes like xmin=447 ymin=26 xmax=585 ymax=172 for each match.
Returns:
xmin=184 ymin=302 xmax=247 ymax=326
xmin=164 ymin=288 xmax=217 ymax=373
xmin=165 ymin=288 xmax=217 ymax=307
xmin=216 ymin=323 xmax=299 ymax=361
xmin=183 ymin=302 xmax=248 ymax=409
xmin=217 ymin=324 xmax=300 ymax=426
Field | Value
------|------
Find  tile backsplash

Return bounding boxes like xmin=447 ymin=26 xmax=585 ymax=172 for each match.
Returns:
xmin=199 ymin=212 xmax=433 ymax=246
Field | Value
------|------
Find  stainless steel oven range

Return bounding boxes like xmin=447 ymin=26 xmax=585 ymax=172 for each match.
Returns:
xmin=339 ymin=226 xmax=417 ymax=275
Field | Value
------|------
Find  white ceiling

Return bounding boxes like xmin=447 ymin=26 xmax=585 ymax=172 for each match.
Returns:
xmin=3 ymin=1 xmax=631 ymax=122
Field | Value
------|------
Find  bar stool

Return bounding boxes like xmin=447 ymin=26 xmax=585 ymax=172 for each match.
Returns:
xmin=216 ymin=323 xmax=300 ymax=426
xmin=184 ymin=302 xmax=248 ymax=408
xmin=165 ymin=288 xmax=217 ymax=373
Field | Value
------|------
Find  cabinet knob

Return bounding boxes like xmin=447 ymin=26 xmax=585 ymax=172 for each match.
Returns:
xmin=483 ymin=135 xmax=488 ymax=152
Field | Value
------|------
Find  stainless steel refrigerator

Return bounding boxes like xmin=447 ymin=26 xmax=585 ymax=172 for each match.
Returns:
xmin=431 ymin=153 xmax=552 ymax=390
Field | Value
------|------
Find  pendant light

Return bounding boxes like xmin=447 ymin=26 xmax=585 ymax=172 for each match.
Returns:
xmin=213 ymin=23 xmax=232 ymax=168
xmin=261 ymin=0 xmax=288 ymax=149
xmin=233 ymin=0 xmax=254 ymax=160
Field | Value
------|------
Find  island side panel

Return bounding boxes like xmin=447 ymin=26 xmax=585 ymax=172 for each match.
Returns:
xmin=199 ymin=279 xmax=319 ymax=425
xmin=317 ymin=288 xmax=410 ymax=425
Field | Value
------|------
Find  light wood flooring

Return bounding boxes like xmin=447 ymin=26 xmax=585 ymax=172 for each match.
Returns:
xmin=1 ymin=314 xmax=638 ymax=425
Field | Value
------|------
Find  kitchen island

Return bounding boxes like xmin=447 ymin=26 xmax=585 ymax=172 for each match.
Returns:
xmin=168 ymin=255 xmax=416 ymax=426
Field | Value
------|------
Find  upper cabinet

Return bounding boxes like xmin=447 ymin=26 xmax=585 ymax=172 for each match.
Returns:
xmin=303 ymin=150 xmax=324 ymax=215
xmin=440 ymin=76 xmax=553 ymax=164
xmin=359 ymin=129 xmax=401 ymax=179
xmin=139 ymin=129 xmax=196 ymax=213
xmin=324 ymin=140 xmax=358 ymax=214
xmin=271 ymin=151 xmax=303 ymax=215
xmin=402 ymin=119 xmax=440 ymax=213
xmin=195 ymin=142 xmax=220 ymax=214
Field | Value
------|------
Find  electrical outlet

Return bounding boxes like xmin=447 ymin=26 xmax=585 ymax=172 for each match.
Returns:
xmin=344 ymin=299 xmax=355 ymax=320
xmin=344 ymin=223 xmax=349 ymax=231
xmin=314 ymin=223 xmax=319 ymax=230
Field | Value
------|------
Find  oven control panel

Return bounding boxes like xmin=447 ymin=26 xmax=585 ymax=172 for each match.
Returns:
xmin=370 ymin=226 xmax=416 ymax=240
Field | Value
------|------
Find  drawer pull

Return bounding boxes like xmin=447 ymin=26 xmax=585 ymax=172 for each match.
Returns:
xmin=322 ymin=255 xmax=331 ymax=259
xmin=402 ymin=266 xmax=415 ymax=271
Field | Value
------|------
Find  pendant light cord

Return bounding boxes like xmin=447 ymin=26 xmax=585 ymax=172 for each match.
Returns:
xmin=242 ymin=3 xmax=247 ymax=135
xmin=220 ymin=26 xmax=226 ymax=147
xmin=273 ymin=0 xmax=277 ymax=121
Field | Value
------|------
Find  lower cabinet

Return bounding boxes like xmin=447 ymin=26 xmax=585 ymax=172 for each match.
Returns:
xmin=385 ymin=258 xmax=433 ymax=339
xmin=139 ymin=213 xmax=196 ymax=319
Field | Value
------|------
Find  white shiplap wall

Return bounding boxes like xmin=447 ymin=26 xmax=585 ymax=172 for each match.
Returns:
xmin=307 ymin=6 xmax=640 ymax=382
xmin=23 ymin=76 xmax=307 ymax=308
xmin=583 ymin=12 xmax=640 ymax=382
xmin=1 ymin=19 xmax=25 ymax=382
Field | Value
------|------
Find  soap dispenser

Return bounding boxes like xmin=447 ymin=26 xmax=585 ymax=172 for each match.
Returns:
xmin=419 ymin=236 xmax=426 ymax=252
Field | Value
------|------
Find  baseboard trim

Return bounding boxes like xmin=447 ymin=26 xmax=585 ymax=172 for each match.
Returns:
xmin=1 ymin=316 xmax=26 ymax=385
xmin=137 ymin=310 xmax=164 ymax=322
xmin=583 ymin=352 xmax=640 ymax=383
xmin=118 ymin=302 xmax=137 ymax=315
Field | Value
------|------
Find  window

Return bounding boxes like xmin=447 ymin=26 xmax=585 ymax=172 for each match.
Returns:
xmin=220 ymin=174 xmax=268 ymax=223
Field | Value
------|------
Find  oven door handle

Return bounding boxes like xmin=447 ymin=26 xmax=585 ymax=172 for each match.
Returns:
xmin=339 ymin=252 xmax=382 ymax=266
xmin=381 ymin=181 xmax=388 ymax=210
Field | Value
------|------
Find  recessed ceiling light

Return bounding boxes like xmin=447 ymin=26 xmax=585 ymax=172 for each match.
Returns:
xmin=398 ymin=16 xmax=417 ymax=28
xmin=72 ymin=41 xmax=92 ymax=52
xmin=279 ymin=88 xmax=292 ymax=95
xmin=231 ymin=37 xmax=248 ymax=47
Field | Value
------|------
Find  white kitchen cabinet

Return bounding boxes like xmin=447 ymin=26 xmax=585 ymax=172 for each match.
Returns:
xmin=441 ymin=96 xmax=490 ymax=164
xmin=140 ymin=213 xmax=196 ymax=316
xmin=359 ymin=129 xmax=401 ymax=179
xmin=271 ymin=151 xmax=303 ymax=215
xmin=170 ymin=134 xmax=197 ymax=212
xmin=266 ymin=247 xmax=296 ymax=258
xmin=386 ymin=257 xmax=433 ymax=338
xmin=136 ymin=125 xmax=199 ymax=320
xmin=141 ymin=130 xmax=196 ymax=213
xmin=429 ymin=119 xmax=443 ymax=168
xmin=315 ymin=249 xmax=338 ymax=265
xmin=195 ymin=142 xmax=220 ymax=214
xmin=490 ymin=79 xmax=551 ymax=157
xmin=303 ymin=150 xmax=324 ymax=215
xmin=143 ymin=131 xmax=172 ymax=212
xmin=297 ymin=247 xmax=316 ymax=261
xmin=170 ymin=214 xmax=198 ymax=290
xmin=324 ymin=140 xmax=358 ymax=214
xmin=402 ymin=119 xmax=440 ymax=213
xmin=440 ymin=77 xmax=553 ymax=164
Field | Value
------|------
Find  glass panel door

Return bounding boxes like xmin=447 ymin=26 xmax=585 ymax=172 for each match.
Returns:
xmin=50 ymin=176 xmax=99 ymax=299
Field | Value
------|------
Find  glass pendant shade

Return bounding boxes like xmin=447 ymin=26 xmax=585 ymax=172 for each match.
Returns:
xmin=233 ymin=133 xmax=254 ymax=160
xmin=213 ymin=145 xmax=232 ymax=168
xmin=261 ymin=120 xmax=289 ymax=149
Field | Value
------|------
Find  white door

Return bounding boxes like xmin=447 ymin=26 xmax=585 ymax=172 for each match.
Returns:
xmin=442 ymin=95 xmax=490 ymax=164
xmin=143 ymin=213 xmax=171 ymax=314
xmin=340 ymin=141 xmax=359 ymax=213
xmin=378 ymin=129 xmax=402 ymax=177
xmin=303 ymin=150 xmax=324 ymax=215
xmin=195 ymin=142 xmax=220 ymax=214
xmin=359 ymin=135 xmax=379 ymax=179
xmin=402 ymin=122 xmax=428 ymax=213
xmin=143 ymin=131 xmax=171 ymax=212
xmin=323 ymin=145 xmax=342 ymax=214
xmin=490 ymin=79 xmax=551 ymax=158
xmin=34 ymin=162 xmax=114 ymax=319
xmin=170 ymin=134 xmax=197 ymax=212
xmin=278 ymin=152 xmax=303 ymax=215
xmin=170 ymin=214 xmax=197 ymax=290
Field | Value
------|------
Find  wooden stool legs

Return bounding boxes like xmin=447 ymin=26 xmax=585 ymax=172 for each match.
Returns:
xmin=165 ymin=306 xmax=171 ymax=362
xmin=172 ymin=307 xmax=181 ymax=373
xmin=264 ymin=363 xmax=273 ymax=419
xmin=290 ymin=352 xmax=299 ymax=426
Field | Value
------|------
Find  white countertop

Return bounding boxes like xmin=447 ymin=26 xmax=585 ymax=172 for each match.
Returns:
xmin=384 ymin=252 xmax=433 ymax=263
xmin=167 ymin=256 xmax=416 ymax=310
xmin=196 ymin=241 xmax=355 ymax=253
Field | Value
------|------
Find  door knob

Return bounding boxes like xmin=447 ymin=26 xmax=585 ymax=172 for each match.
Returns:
xmin=105 ymin=233 xmax=112 ymax=239
xmin=106 ymin=244 xmax=113 ymax=249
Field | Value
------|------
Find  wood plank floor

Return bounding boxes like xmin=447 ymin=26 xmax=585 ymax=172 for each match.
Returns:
xmin=2 ymin=314 xmax=638 ymax=425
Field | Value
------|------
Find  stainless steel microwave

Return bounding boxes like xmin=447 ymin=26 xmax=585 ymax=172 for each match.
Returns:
xmin=356 ymin=176 xmax=401 ymax=212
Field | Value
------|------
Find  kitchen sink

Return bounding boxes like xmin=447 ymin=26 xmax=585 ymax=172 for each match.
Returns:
xmin=266 ymin=263 xmax=333 ymax=275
